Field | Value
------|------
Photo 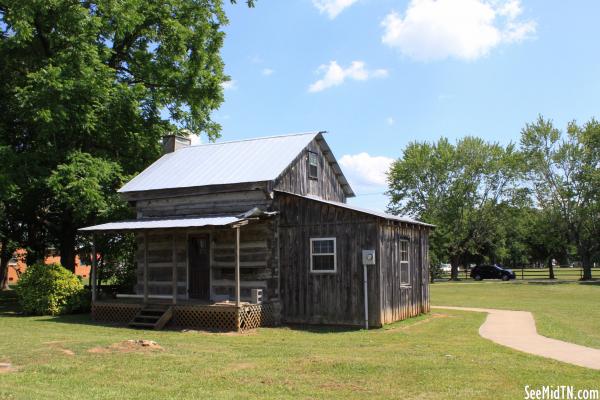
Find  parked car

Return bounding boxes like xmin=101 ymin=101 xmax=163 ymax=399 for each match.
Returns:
xmin=470 ymin=264 xmax=516 ymax=281
xmin=440 ymin=263 xmax=452 ymax=273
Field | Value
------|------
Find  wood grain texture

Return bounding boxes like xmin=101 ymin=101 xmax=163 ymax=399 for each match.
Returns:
xmin=274 ymin=139 xmax=347 ymax=203
xmin=275 ymin=192 xmax=430 ymax=327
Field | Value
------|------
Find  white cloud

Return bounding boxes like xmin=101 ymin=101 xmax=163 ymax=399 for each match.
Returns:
xmin=313 ymin=0 xmax=358 ymax=19
xmin=221 ymin=80 xmax=237 ymax=90
xmin=262 ymin=68 xmax=274 ymax=76
xmin=381 ymin=0 xmax=536 ymax=61
xmin=386 ymin=117 xmax=395 ymax=126
xmin=339 ymin=153 xmax=395 ymax=193
xmin=308 ymin=61 xmax=388 ymax=93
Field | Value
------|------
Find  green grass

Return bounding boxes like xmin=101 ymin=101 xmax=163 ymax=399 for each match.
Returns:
xmin=431 ymin=281 xmax=600 ymax=349
xmin=1 ymin=286 xmax=598 ymax=399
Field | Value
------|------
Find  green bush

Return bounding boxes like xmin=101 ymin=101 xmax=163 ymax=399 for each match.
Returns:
xmin=15 ymin=263 xmax=90 ymax=315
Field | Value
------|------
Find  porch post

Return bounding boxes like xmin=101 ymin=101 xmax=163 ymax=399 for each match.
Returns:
xmin=172 ymin=233 xmax=177 ymax=305
xmin=143 ymin=231 xmax=149 ymax=304
xmin=235 ymin=225 xmax=241 ymax=307
xmin=91 ymin=239 xmax=97 ymax=302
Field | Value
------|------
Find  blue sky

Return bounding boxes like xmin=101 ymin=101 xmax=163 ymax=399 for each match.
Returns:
xmin=209 ymin=0 xmax=600 ymax=211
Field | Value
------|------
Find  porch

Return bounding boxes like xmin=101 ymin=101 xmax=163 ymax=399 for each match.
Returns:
xmin=80 ymin=211 xmax=281 ymax=332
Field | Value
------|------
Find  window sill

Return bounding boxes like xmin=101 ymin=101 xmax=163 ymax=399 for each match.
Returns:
xmin=310 ymin=270 xmax=337 ymax=274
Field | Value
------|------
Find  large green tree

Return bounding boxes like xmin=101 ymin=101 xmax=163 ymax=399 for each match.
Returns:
xmin=0 ymin=0 xmax=252 ymax=272
xmin=387 ymin=137 xmax=523 ymax=280
xmin=521 ymin=116 xmax=600 ymax=280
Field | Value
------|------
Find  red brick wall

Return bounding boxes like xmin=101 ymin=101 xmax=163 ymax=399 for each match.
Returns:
xmin=6 ymin=249 xmax=91 ymax=284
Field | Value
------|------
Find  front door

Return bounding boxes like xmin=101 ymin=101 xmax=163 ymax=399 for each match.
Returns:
xmin=188 ymin=235 xmax=210 ymax=300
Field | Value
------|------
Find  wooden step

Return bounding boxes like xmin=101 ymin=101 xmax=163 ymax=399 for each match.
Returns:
xmin=128 ymin=306 xmax=173 ymax=330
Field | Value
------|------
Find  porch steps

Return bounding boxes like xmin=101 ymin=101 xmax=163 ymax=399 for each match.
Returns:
xmin=129 ymin=305 xmax=173 ymax=330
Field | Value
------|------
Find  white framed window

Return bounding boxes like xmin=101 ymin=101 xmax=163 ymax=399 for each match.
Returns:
xmin=310 ymin=238 xmax=336 ymax=273
xmin=400 ymin=240 xmax=410 ymax=285
xmin=308 ymin=151 xmax=319 ymax=179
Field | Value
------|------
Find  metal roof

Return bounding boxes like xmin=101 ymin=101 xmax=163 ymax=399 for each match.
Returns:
xmin=119 ymin=132 xmax=354 ymax=196
xmin=275 ymin=190 xmax=435 ymax=227
xmin=79 ymin=216 xmax=240 ymax=232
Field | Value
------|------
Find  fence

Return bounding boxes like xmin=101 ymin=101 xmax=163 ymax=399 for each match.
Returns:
xmin=438 ymin=267 xmax=600 ymax=281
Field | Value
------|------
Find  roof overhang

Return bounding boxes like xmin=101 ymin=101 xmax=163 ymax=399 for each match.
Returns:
xmin=79 ymin=216 xmax=241 ymax=233
xmin=274 ymin=190 xmax=435 ymax=228
xmin=79 ymin=208 xmax=278 ymax=233
xmin=314 ymin=132 xmax=356 ymax=198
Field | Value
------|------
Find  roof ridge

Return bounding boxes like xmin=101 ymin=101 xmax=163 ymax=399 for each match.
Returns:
xmin=184 ymin=131 xmax=324 ymax=149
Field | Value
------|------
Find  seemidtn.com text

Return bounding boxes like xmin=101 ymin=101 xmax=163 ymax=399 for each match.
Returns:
xmin=524 ymin=386 xmax=599 ymax=400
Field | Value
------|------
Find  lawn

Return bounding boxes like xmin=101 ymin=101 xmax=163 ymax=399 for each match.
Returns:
xmin=1 ymin=285 xmax=598 ymax=400
xmin=431 ymin=281 xmax=600 ymax=349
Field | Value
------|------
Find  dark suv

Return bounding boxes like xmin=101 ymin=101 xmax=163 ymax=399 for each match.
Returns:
xmin=470 ymin=265 xmax=516 ymax=281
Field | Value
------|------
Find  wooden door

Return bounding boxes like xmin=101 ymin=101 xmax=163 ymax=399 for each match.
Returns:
xmin=188 ymin=235 xmax=210 ymax=300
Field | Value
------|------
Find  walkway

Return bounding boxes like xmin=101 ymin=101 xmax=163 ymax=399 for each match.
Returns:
xmin=432 ymin=306 xmax=600 ymax=370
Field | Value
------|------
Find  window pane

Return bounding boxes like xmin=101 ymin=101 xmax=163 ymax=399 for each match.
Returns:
xmin=401 ymin=262 xmax=409 ymax=284
xmin=400 ymin=241 xmax=408 ymax=262
xmin=313 ymin=255 xmax=335 ymax=271
xmin=313 ymin=239 xmax=334 ymax=254
xmin=308 ymin=152 xmax=318 ymax=178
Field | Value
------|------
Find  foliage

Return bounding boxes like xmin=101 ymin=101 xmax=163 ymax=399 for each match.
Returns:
xmin=521 ymin=116 xmax=600 ymax=279
xmin=387 ymin=136 xmax=523 ymax=279
xmin=14 ymin=263 xmax=90 ymax=315
xmin=0 ymin=0 xmax=253 ymax=270
xmin=387 ymin=116 xmax=600 ymax=279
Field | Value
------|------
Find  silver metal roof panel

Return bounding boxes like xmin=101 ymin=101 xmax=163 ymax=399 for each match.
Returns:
xmin=120 ymin=132 xmax=333 ymax=193
xmin=79 ymin=216 xmax=240 ymax=232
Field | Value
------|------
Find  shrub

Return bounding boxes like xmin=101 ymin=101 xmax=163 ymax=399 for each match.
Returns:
xmin=15 ymin=263 xmax=90 ymax=315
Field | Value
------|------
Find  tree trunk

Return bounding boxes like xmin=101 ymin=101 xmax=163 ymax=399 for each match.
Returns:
xmin=450 ymin=255 xmax=460 ymax=281
xmin=580 ymin=247 xmax=592 ymax=281
xmin=59 ymin=231 xmax=76 ymax=273
xmin=547 ymin=258 xmax=555 ymax=279
xmin=0 ymin=238 xmax=11 ymax=290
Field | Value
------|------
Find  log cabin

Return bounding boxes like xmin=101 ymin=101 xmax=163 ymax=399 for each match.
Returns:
xmin=80 ymin=132 xmax=432 ymax=331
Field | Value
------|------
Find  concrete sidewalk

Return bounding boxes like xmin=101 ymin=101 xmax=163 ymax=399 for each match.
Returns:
xmin=433 ymin=306 xmax=600 ymax=370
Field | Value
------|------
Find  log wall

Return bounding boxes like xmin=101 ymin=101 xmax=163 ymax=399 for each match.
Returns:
xmin=135 ymin=189 xmax=271 ymax=219
xmin=134 ymin=221 xmax=279 ymax=302
xmin=135 ymin=232 xmax=187 ymax=297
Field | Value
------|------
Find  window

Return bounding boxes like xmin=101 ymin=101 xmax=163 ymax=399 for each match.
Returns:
xmin=308 ymin=151 xmax=319 ymax=179
xmin=310 ymin=238 xmax=336 ymax=273
xmin=400 ymin=240 xmax=410 ymax=285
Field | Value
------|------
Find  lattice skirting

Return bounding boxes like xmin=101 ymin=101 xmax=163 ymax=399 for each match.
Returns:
xmin=91 ymin=301 xmax=281 ymax=332
xmin=92 ymin=303 xmax=142 ymax=324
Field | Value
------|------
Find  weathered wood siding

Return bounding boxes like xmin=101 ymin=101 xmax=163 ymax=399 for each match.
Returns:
xmin=276 ymin=193 xmax=381 ymax=326
xmin=275 ymin=139 xmax=347 ymax=202
xmin=135 ymin=232 xmax=187 ymax=297
xmin=135 ymin=189 xmax=271 ymax=219
xmin=378 ymin=223 xmax=430 ymax=324
xmin=134 ymin=221 xmax=279 ymax=302
xmin=209 ymin=220 xmax=279 ymax=302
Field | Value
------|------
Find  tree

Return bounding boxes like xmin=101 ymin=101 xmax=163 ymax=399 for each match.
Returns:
xmin=46 ymin=152 xmax=128 ymax=271
xmin=520 ymin=116 xmax=600 ymax=280
xmin=0 ymin=0 xmax=253 ymax=272
xmin=387 ymin=137 xmax=522 ymax=280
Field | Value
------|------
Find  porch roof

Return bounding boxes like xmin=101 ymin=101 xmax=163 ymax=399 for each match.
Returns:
xmin=79 ymin=216 xmax=241 ymax=233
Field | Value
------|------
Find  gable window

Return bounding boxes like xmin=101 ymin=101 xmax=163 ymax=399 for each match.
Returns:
xmin=310 ymin=238 xmax=336 ymax=273
xmin=308 ymin=151 xmax=319 ymax=179
xmin=400 ymin=240 xmax=410 ymax=285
